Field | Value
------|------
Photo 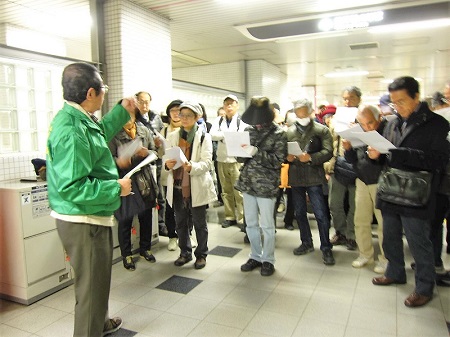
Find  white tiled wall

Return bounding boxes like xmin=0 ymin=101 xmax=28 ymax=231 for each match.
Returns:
xmin=0 ymin=152 xmax=44 ymax=181
xmin=103 ymin=0 xmax=172 ymax=114
xmin=173 ymin=61 xmax=246 ymax=93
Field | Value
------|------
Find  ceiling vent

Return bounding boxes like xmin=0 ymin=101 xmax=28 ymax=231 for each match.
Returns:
xmin=349 ymin=42 xmax=379 ymax=50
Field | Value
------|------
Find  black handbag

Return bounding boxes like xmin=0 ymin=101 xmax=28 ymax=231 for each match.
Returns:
xmin=114 ymin=164 xmax=158 ymax=222
xmin=334 ymin=156 xmax=357 ymax=186
xmin=377 ymin=167 xmax=432 ymax=207
xmin=134 ymin=164 xmax=159 ymax=208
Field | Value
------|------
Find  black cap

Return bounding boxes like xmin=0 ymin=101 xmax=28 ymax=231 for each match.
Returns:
xmin=241 ymin=96 xmax=274 ymax=125
xmin=165 ymin=99 xmax=183 ymax=116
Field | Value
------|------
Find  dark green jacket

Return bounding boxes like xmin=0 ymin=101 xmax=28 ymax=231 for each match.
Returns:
xmin=286 ymin=120 xmax=333 ymax=187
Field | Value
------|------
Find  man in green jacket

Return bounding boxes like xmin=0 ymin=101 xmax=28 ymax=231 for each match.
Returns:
xmin=46 ymin=62 xmax=134 ymax=337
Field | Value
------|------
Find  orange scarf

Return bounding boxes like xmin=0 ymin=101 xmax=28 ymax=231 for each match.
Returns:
xmin=123 ymin=123 xmax=136 ymax=139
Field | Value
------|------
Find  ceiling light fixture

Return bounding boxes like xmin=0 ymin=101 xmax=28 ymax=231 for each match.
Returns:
xmin=324 ymin=70 xmax=369 ymax=78
xmin=368 ymin=18 xmax=450 ymax=33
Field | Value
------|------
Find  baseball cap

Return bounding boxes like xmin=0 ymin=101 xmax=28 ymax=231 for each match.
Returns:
xmin=224 ymin=94 xmax=239 ymax=103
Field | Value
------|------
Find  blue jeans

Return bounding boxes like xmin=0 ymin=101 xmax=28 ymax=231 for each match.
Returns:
xmin=382 ymin=210 xmax=435 ymax=297
xmin=243 ymin=193 xmax=276 ymax=265
xmin=292 ymin=185 xmax=332 ymax=251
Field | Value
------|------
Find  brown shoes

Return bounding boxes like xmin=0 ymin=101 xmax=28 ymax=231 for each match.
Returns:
xmin=194 ymin=257 xmax=206 ymax=269
xmin=372 ymin=275 xmax=406 ymax=286
xmin=404 ymin=292 xmax=432 ymax=307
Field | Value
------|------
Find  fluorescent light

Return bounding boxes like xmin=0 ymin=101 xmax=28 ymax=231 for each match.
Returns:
xmin=368 ymin=18 xmax=450 ymax=33
xmin=324 ymin=70 xmax=369 ymax=78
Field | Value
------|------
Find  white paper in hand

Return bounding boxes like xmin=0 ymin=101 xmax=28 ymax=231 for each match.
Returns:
xmin=287 ymin=142 xmax=303 ymax=155
xmin=118 ymin=138 xmax=142 ymax=159
xmin=162 ymin=147 xmax=188 ymax=169
xmin=124 ymin=151 xmax=158 ymax=179
xmin=223 ymin=131 xmax=251 ymax=158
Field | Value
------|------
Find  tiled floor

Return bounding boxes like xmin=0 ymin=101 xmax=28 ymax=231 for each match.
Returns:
xmin=2 ymin=207 xmax=450 ymax=337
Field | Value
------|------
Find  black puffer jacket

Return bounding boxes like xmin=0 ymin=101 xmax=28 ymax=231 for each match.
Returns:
xmin=376 ymin=102 xmax=449 ymax=219
xmin=344 ymin=119 xmax=387 ymax=185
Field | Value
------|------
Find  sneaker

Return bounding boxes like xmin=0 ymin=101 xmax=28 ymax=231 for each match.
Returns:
xmin=103 ymin=317 xmax=122 ymax=336
xmin=140 ymin=250 xmax=156 ymax=263
xmin=346 ymin=239 xmax=357 ymax=251
xmin=260 ymin=262 xmax=275 ymax=276
xmin=277 ymin=203 xmax=285 ymax=213
xmin=352 ymin=256 xmax=374 ymax=268
xmin=174 ymin=255 xmax=193 ymax=266
xmin=330 ymin=232 xmax=347 ymax=246
xmin=374 ymin=261 xmax=387 ymax=274
xmin=123 ymin=256 xmax=135 ymax=271
xmin=168 ymin=238 xmax=178 ymax=251
xmin=322 ymin=249 xmax=335 ymax=265
xmin=293 ymin=243 xmax=314 ymax=255
xmin=241 ymin=258 xmax=262 ymax=272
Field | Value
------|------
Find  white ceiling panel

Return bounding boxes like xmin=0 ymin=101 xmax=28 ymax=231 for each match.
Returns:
xmin=1 ymin=0 xmax=449 ymax=98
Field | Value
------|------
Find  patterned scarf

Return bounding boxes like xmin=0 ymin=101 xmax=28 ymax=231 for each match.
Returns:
xmin=173 ymin=124 xmax=198 ymax=202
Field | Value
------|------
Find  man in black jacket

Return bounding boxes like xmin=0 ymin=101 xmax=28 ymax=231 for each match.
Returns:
xmin=343 ymin=105 xmax=387 ymax=274
xmin=370 ymin=76 xmax=449 ymax=308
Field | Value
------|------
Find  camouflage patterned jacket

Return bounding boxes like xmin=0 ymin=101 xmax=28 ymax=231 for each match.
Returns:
xmin=235 ymin=123 xmax=287 ymax=198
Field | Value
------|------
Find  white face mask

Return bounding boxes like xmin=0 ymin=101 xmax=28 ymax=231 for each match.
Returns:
xmin=297 ymin=117 xmax=310 ymax=126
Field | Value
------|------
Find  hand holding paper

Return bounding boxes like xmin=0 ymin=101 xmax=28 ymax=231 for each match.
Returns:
xmin=124 ymin=151 xmax=158 ymax=179
xmin=223 ymin=131 xmax=252 ymax=157
xmin=162 ymin=146 xmax=188 ymax=169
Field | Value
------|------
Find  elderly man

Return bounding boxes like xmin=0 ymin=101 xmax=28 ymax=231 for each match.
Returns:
xmin=371 ymin=76 xmax=449 ymax=308
xmin=47 ymin=62 xmax=134 ymax=336
xmin=210 ymin=94 xmax=247 ymax=228
xmin=343 ymin=105 xmax=387 ymax=274
xmin=287 ymin=99 xmax=335 ymax=265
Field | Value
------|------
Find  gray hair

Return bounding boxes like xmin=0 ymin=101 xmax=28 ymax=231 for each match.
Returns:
xmin=342 ymin=86 xmax=362 ymax=98
xmin=293 ymin=98 xmax=313 ymax=113
xmin=358 ymin=104 xmax=380 ymax=120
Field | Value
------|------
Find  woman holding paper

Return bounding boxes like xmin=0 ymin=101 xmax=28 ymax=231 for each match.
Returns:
xmin=109 ymin=113 xmax=157 ymax=271
xmin=235 ymin=96 xmax=287 ymax=277
xmin=163 ymin=101 xmax=217 ymax=269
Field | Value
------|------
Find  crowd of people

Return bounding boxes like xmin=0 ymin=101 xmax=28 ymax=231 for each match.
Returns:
xmin=46 ymin=62 xmax=450 ymax=336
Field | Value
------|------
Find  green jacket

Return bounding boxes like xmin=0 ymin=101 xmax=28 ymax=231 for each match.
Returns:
xmin=46 ymin=102 xmax=130 ymax=216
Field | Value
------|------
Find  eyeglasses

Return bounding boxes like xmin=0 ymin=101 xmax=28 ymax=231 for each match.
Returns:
xmin=178 ymin=113 xmax=195 ymax=119
xmin=388 ymin=99 xmax=408 ymax=110
xmin=137 ymin=100 xmax=151 ymax=106
xmin=100 ymin=84 xmax=109 ymax=94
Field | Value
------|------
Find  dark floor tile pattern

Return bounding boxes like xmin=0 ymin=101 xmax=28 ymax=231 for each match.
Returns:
xmin=156 ymin=275 xmax=202 ymax=294
xmin=208 ymin=245 xmax=242 ymax=258
xmin=108 ymin=328 xmax=137 ymax=336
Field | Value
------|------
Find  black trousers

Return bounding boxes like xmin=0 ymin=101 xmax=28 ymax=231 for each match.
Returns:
xmin=118 ymin=208 xmax=153 ymax=257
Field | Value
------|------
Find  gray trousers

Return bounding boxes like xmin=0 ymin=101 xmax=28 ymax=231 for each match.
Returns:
xmin=56 ymin=219 xmax=112 ymax=337
xmin=328 ymin=175 xmax=356 ymax=239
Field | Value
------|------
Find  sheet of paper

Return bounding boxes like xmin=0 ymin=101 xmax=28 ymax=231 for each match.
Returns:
xmin=154 ymin=130 xmax=169 ymax=151
xmin=123 ymin=151 xmax=158 ymax=179
xmin=162 ymin=146 xmax=188 ymax=170
xmin=223 ymin=131 xmax=252 ymax=158
xmin=335 ymin=124 xmax=366 ymax=148
xmin=287 ymin=142 xmax=303 ymax=155
xmin=118 ymin=138 xmax=142 ymax=159
xmin=333 ymin=107 xmax=358 ymax=133
xmin=351 ymin=131 xmax=396 ymax=154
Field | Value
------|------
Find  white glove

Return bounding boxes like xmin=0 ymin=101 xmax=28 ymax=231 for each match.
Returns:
xmin=242 ymin=144 xmax=258 ymax=156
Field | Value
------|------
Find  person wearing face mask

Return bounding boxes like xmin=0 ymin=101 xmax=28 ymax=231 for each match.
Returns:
xmin=287 ymin=99 xmax=335 ymax=265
